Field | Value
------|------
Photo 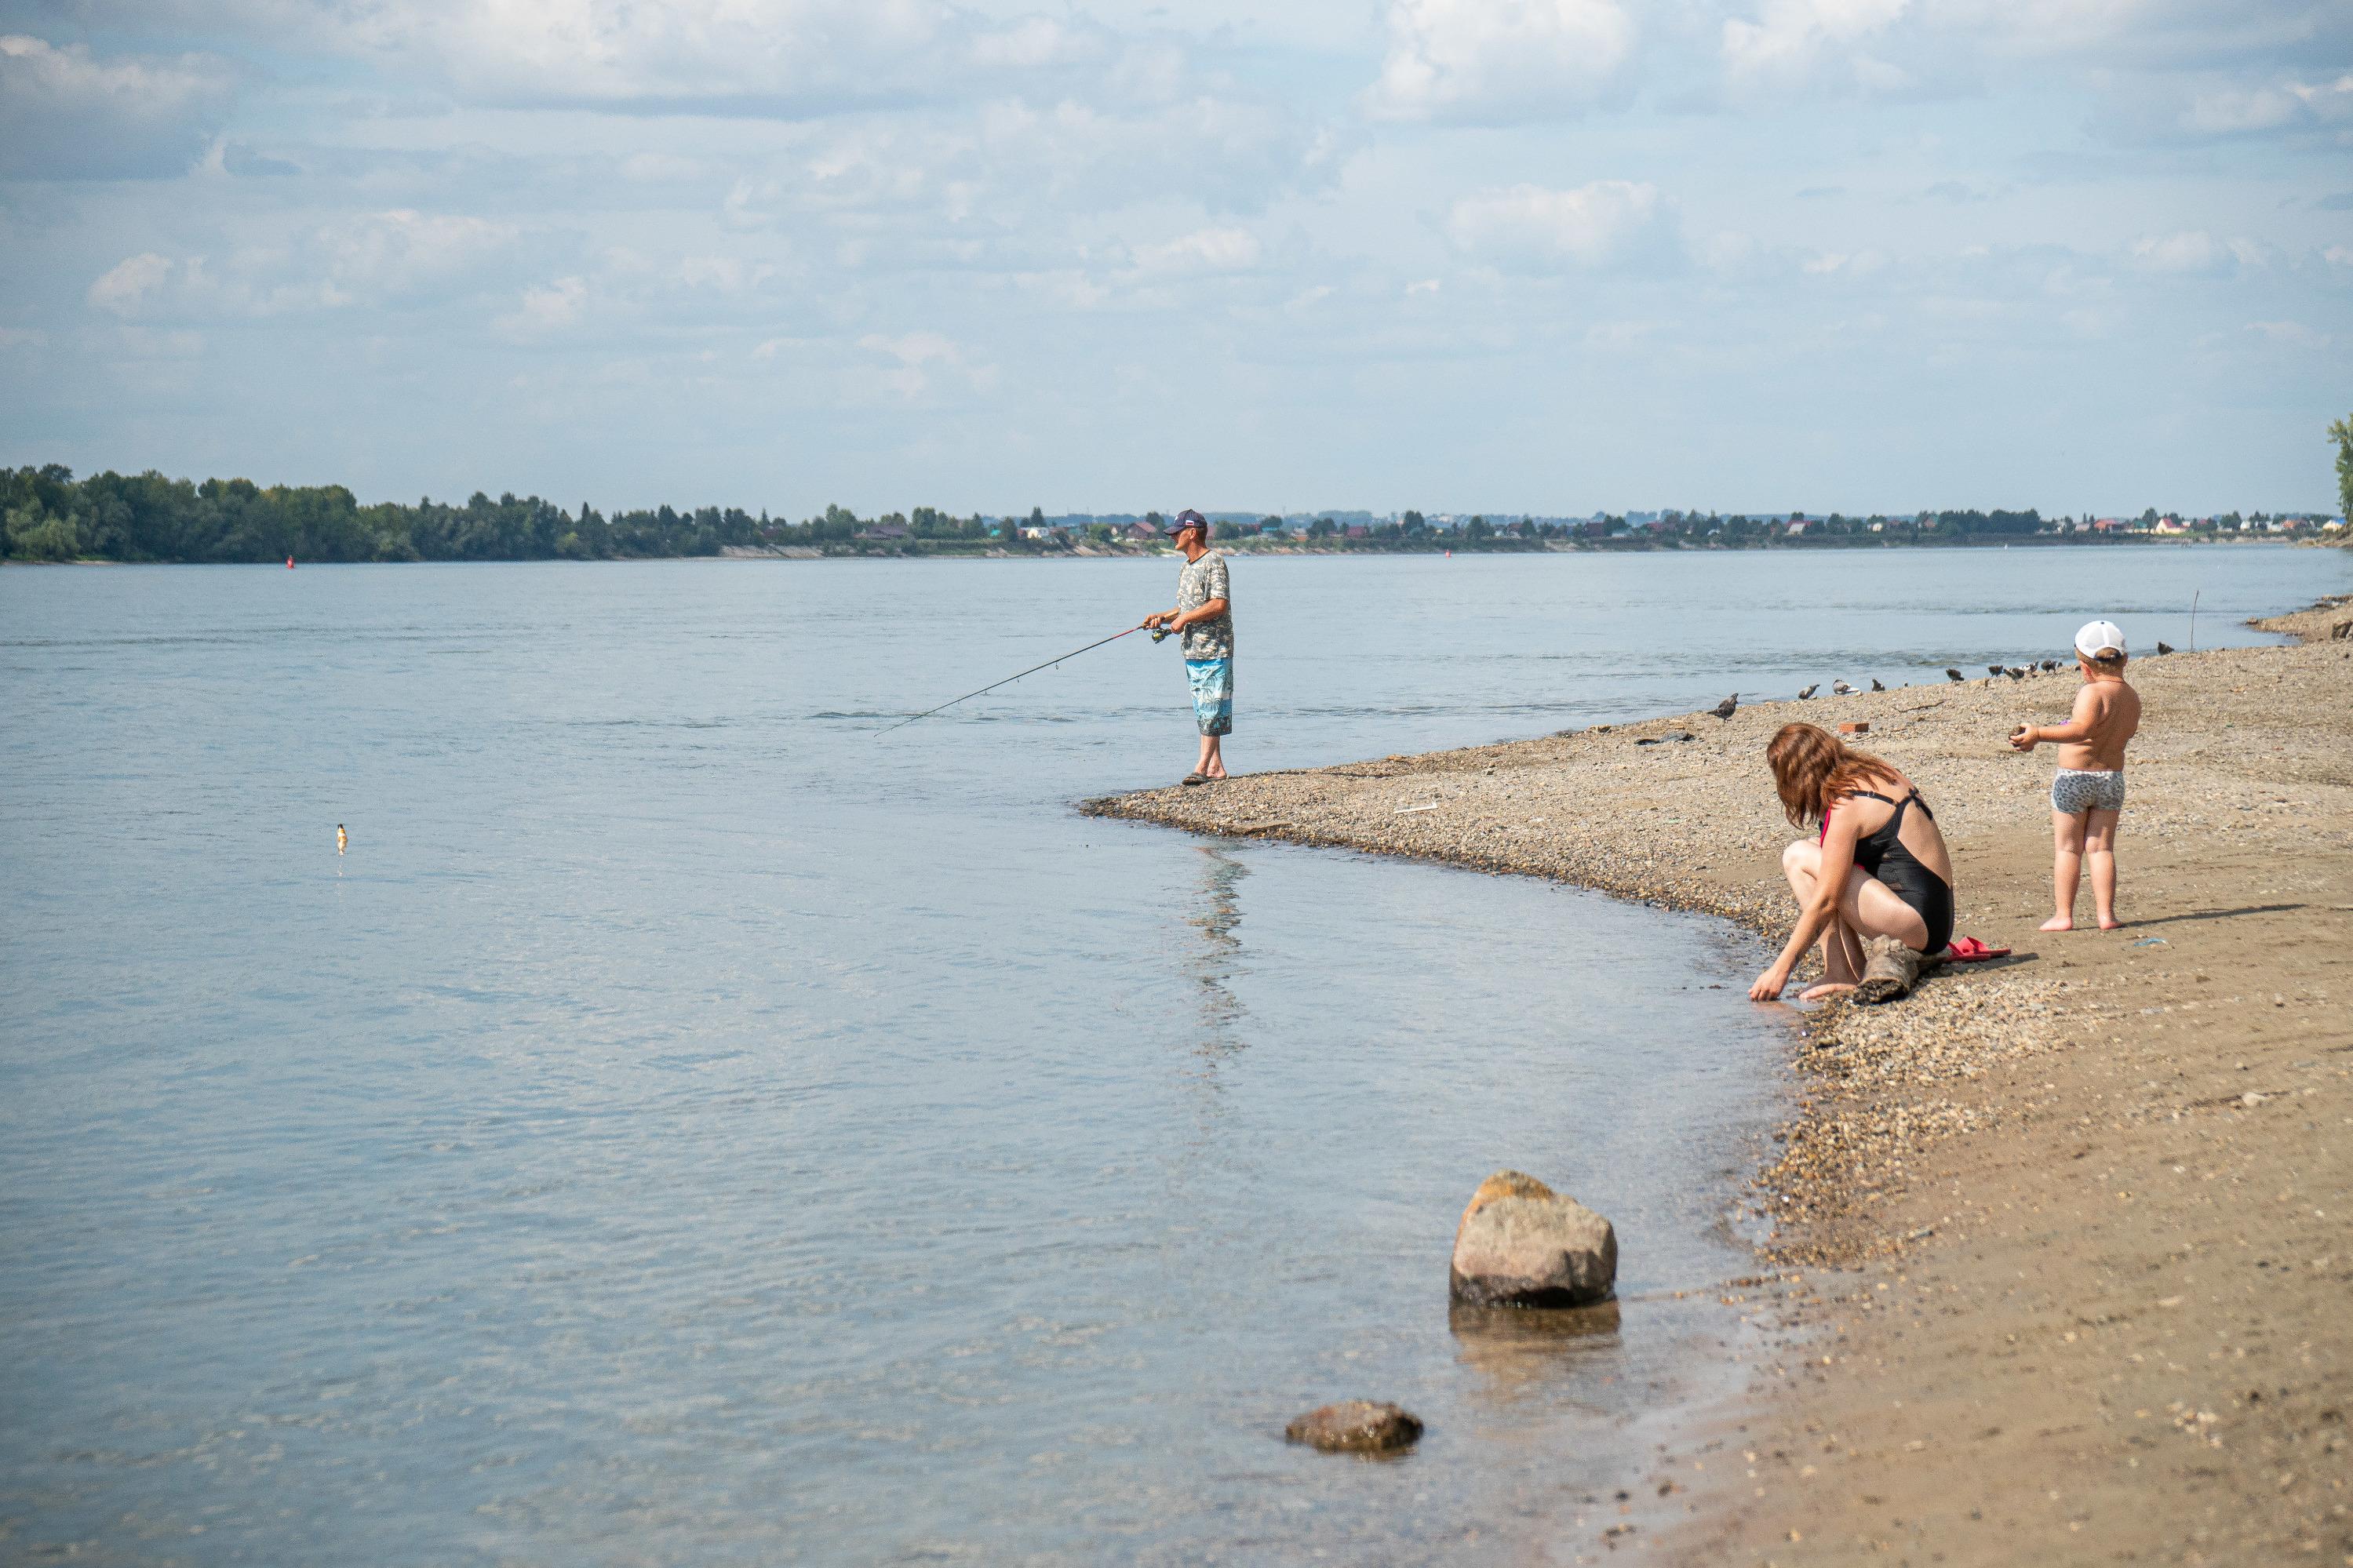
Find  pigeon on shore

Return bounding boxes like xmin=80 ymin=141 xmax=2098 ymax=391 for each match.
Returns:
xmin=1832 ymin=679 xmax=1857 ymax=695
xmin=2004 ymin=666 xmax=2027 ymax=680
xmin=1946 ymin=668 xmax=1965 ymax=682
xmin=1797 ymin=683 xmax=1819 ymax=700
xmin=1710 ymin=694 xmax=1738 ymax=720
xmin=1870 ymin=678 xmax=1885 ymax=691
xmin=2039 ymin=659 xmax=2060 ymax=672
xmin=1986 ymin=664 xmax=2005 ymax=678
xmin=2156 ymin=641 xmax=2175 ymax=655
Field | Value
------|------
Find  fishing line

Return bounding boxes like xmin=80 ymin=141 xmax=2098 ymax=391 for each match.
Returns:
xmin=875 ymin=624 xmax=1171 ymax=737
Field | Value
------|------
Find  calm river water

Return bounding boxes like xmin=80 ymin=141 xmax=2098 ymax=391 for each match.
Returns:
xmin=3 ymin=545 xmax=2340 ymax=1564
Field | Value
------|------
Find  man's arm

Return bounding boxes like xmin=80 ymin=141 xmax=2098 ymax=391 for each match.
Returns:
xmin=1165 ymin=597 xmax=1227 ymax=631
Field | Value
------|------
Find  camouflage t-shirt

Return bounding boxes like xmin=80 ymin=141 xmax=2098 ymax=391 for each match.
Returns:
xmin=1175 ymin=551 xmax=1233 ymax=660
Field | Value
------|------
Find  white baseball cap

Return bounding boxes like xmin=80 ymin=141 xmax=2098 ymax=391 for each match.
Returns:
xmin=2073 ymin=620 xmax=2127 ymax=659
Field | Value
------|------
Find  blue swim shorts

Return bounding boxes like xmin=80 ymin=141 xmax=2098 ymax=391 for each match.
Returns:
xmin=1185 ymin=657 xmax=1233 ymax=737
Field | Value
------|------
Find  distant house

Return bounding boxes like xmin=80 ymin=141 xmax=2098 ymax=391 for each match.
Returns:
xmin=2092 ymin=518 xmax=2126 ymax=533
xmin=1126 ymin=522 xmax=1160 ymax=541
xmin=2154 ymin=515 xmax=2191 ymax=535
xmin=1346 ymin=525 xmax=1369 ymax=539
xmin=1867 ymin=521 xmax=1885 ymax=532
xmin=2324 ymin=518 xmax=2348 ymax=533
xmin=1020 ymin=525 xmax=1061 ymax=540
xmin=1783 ymin=520 xmax=1808 ymax=536
xmin=856 ymin=522 xmax=910 ymax=541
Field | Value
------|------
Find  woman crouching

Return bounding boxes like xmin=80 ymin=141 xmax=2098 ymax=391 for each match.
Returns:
xmin=1750 ymin=722 xmax=1955 ymax=1002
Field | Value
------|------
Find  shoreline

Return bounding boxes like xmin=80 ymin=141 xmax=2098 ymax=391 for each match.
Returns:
xmin=1084 ymin=595 xmax=2353 ymax=1563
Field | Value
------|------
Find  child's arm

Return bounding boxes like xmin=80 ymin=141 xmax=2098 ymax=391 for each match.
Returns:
xmin=2010 ymin=686 xmax=2101 ymax=751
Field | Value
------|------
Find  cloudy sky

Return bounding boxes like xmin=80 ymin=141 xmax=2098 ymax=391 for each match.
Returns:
xmin=2 ymin=0 xmax=2348 ymax=516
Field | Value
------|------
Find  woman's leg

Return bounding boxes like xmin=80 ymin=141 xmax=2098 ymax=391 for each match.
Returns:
xmin=2084 ymin=808 xmax=2120 ymax=929
xmin=2045 ymin=809 xmax=2086 ymax=931
xmin=1782 ymin=844 xmax=1930 ymax=999
xmin=1781 ymin=843 xmax=1876 ymax=998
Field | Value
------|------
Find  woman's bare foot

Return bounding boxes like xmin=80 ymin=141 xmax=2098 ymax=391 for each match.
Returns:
xmin=2040 ymin=914 xmax=2074 ymax=932
xmin=1800 ymin=981 xmax=1857 ymax=1002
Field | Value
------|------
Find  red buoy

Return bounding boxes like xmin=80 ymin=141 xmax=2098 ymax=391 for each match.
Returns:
xmin=286 ymin=556 xmax=295 ymax=568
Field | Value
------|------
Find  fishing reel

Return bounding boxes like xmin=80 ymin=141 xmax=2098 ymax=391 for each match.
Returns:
xmin=1149 ymin=625 xmax=1177 ymax=643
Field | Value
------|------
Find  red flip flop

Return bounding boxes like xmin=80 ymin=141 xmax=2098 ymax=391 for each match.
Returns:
xmin=1940 ymin=936 xmax=2011 ymax=962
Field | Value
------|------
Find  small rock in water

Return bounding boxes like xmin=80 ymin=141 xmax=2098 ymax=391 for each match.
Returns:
xmin=1449 ymin=1171 xmax=1617 ymax=1308
xmin=1284 ymin=1400 xmax=1423 ymax=1453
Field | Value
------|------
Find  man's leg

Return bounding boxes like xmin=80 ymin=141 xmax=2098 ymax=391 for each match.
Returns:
xmin=2043 ymin=809 xmax=2085 ymax=931
xmin=1192 ymin=658 xmax=1231 ymax=779
xmin=2084 ymin=808 xmax=2121 ymax=929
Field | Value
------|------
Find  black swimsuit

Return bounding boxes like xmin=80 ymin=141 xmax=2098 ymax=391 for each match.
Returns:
xmin=1836 ymin=789 xmax=1954 ymax=955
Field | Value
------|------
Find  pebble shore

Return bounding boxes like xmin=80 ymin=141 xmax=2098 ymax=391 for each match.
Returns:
xmin=1086 ymin=595 xmax=2353 ymax=1563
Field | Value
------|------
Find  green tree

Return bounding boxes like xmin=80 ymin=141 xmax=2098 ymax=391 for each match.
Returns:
xmin=2329 ymin=413 xmax=2353 ymax=521
xmin=5 ymin=502 xmax=85 ymax=560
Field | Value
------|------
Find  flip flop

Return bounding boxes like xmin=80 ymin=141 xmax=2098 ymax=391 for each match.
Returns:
xmin=1940 ymin=936 xmax=2012 ymax=962
xmin=1181 ymin=773 xmax=1208 ymax=787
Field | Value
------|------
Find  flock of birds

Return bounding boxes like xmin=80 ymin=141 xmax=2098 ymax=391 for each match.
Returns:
xmin=1706 ymin=640 xmax=2175 ymax=720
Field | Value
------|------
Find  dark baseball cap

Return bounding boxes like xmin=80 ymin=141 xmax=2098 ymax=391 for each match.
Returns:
xmin=1164 ymin=508 xmax=1207 ymax=535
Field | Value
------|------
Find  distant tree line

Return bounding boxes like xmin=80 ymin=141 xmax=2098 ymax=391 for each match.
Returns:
xmin=5 ymin=462 xmax=2331 ymax=566
xmin=0 ymin=464 xmax=1007 ymax=564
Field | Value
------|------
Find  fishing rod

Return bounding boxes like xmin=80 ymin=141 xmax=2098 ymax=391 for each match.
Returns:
xmin=875 ymin=623 xmax=1175 ymax=737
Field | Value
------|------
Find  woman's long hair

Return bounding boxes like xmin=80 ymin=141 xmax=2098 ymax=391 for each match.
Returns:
xmin=1765 ymin=722 xmax=1906 ymax=829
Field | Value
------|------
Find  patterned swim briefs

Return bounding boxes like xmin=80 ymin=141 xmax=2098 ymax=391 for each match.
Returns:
xmin=1185 ymin=657 xmax=1233 ymax=737
xmin=2052 ymin=768 xmax=2125 ymax=814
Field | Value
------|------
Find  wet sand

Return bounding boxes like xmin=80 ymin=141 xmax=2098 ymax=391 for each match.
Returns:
xmin=1086 ymin=597 xmax=2353 ymax=1564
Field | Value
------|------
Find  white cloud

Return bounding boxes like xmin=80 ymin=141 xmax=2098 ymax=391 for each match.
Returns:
xmin=1722 ymin=0 xmax=1910 ymax=89
xmin=317 ymin=209 xmax=522 ymax=300
xmin=1128 ymin=227 xmax=1262 ymax=276
xmin=620 ymin=152 xmax=707 ymax=183
xmin=0 ymin=35 xmax=236 ymax=179
xmin=2243 ymin=319 xmax=2329 ymax=347
xmin=2184 ymin=72 xmax=2353 ymax=134
xmin=88 ymin=253 xmax=177 ymax=317
xmin=1445 ymin=180 xmax=1675 ymax=271
xmin=1367 ymin=0 xmax=1635 ymax=122
xmin=497 ymin=276 xmax=589 ymax=337
xmin=854 ymin=329 xmax=996 ymax=399
xmin=2128 ymin=231 xmax=2262 ymax=276
xmin=86 ymin=0 xmax=1130 ymax=116
xmin=84 ymin=211 xmax=534 ymax=325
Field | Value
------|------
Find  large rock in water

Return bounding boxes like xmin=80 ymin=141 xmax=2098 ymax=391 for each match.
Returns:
xmin=1448 ymin=1170 xmax=1617 ymax=1308
xmin=1284 ymin=1400 xmax=1423 ymax=1453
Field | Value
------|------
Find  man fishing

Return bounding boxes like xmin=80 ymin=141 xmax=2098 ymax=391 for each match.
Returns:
xmin=1142 ymin=508 xmax=1233 ymax=786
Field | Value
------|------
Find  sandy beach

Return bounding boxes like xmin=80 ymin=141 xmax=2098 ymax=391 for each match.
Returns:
xmin=1087 ymin=596 xmax=2353 ymax=1564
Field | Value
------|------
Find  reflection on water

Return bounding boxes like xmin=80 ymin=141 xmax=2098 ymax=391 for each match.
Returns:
xmin=1450 ymin=1301 xmax=1626 ymax=1410
xmin=1186 ymin=846 xmax=1250 ymax=1060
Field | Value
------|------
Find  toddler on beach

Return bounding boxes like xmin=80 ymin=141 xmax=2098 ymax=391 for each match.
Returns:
xmin=2009 ymin=620 xmax=2143 ymax=931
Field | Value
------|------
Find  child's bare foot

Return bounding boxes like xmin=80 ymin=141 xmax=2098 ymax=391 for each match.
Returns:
xmin=2039 ymin=914 xmax=2074 ymax=932
xmin=2097 ymin=915 xmax=2122 ymax=930
xmin=1799 ymin=981 xmax=1856 ymax=1002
